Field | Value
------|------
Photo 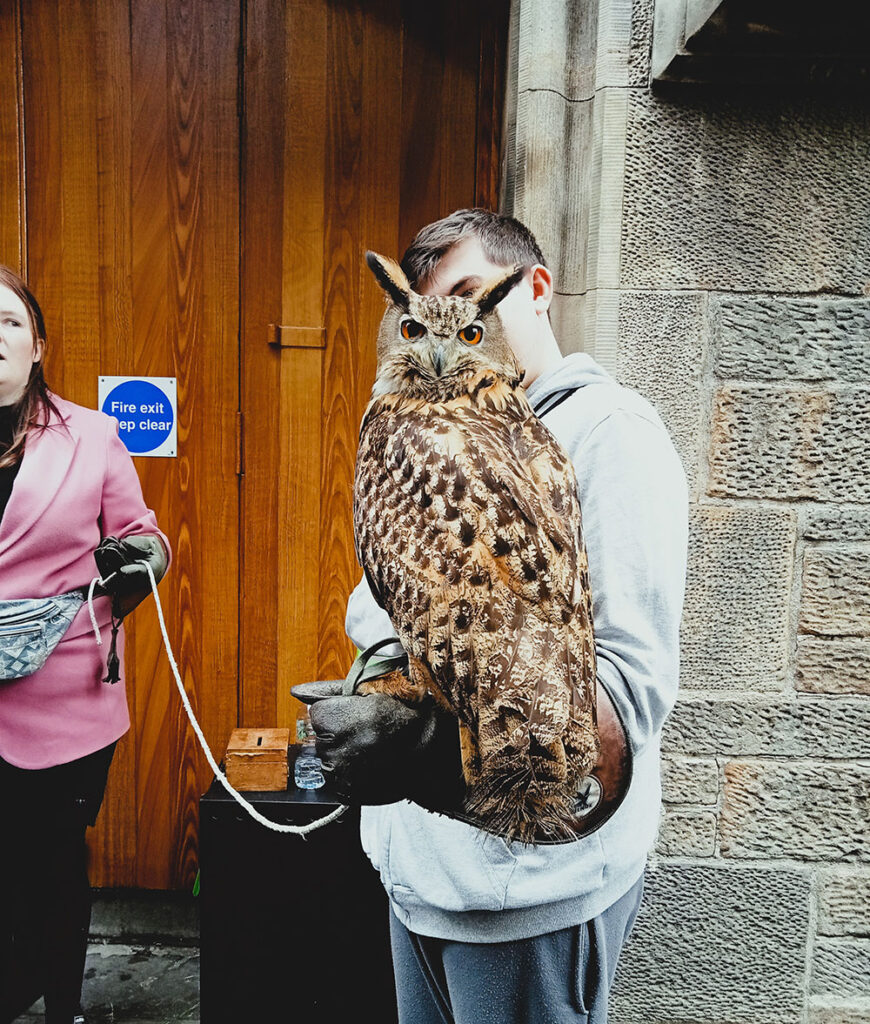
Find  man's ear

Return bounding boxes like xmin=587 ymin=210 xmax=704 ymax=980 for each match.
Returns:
xmin=473 ymin=265 xmax=526 ymax=317
xmin=528 ymin=264 xmax=553 ymax=313
xmin=365 ymin=251 xmax=411 ymax=310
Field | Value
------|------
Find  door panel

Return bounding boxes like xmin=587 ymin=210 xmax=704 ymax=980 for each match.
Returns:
xmin=125 ymin=0 xmax=241 ymax=890
xmin=2 ymin=0 xmax=240 ymax=889
xmin=241 ymin=0 xmax=508 ymax=730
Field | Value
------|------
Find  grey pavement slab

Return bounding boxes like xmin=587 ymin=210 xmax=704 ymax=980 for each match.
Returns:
xmin=14 ymin=942 xmax=199 ymax=1024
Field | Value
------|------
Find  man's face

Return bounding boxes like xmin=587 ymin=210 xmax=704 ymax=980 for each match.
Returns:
xmin=416 ymin=235 xmax=553 ymax=385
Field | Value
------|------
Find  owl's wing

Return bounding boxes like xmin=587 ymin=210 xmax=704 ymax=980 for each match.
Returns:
xmin=354 ymin=404 xmax=396 ymax=613
xmin=459 ymin=400 xmax=587 ymax=619
xmin=354 ymin=391 xmax=591 ymax=692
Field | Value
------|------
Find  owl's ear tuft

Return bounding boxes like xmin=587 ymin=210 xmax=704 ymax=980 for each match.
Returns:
xmin=366 ymin=251 xmax=411 ymax=310
xmin=474 ymin=266 xmax=526 ymax=318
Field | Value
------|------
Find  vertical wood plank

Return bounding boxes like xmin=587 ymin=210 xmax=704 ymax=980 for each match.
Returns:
xmin=277 ymin=0 xmax=328 ymax=729
xmin=57 ymin=0 xmax=102 ymax=407
xmin=355 ymin=0 xmax=402 ymax=606
xmin=397 ymin=0 xmax=444 ymax=251
xmin=240 ymin=0 xmax=285 ymax=727
xmin=20 ymin=0 xmax=64 ymax=376
xmin=161 ymin=0 xmax=240 ymax=888
xmin=281 ymin=0 xmax=327 ymax=332
xmin=317 ymin=0 xmax=365 ymax=681
xmin=163 ymin=0 xmax=207 ymax=889
xmin=358 ymin=0 xmax=402 ymax=381
xmin=475 ymin=0 xmax=509 ymax=208
xmin=18 ymin=0 xmax=138 ymax=887
xmin=130 ymin=0 xmax=173 ymax=888
xmin=87 ymin=0 xmax=137 ymax=888
xmin=0 ymin=0 xmax=24 ymax=271
xmin=438 ymin=0 xmax=479 ymax=219
xmin=278 ymin=348 xmax=322 ymax=724
xmin=94 ymin=0 xmax=134 ymax=377
xmin=182 ymin=0 xmax=240 ymax=884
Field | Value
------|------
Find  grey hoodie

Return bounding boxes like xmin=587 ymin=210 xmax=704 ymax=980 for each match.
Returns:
xmin=345 ymin=352 xmax=688 ymax=941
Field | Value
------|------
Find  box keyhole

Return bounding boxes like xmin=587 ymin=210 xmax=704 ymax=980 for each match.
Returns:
xmin=256 ymin=736 xmax=263 ymax=747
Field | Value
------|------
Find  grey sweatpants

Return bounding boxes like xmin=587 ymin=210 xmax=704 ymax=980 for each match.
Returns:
xmin=389 ymin=873 xmax=644 ymax=1024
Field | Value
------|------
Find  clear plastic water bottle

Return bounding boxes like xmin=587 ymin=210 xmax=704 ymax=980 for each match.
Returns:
xmin=294 ymin=742 xmax=325 ymax=789
xmin=294 ymin=710 xmax=325 ymax=790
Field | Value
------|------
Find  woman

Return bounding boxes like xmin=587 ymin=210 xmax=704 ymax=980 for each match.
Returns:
xmin=0 ymin=266 xmax=170 ymax=1024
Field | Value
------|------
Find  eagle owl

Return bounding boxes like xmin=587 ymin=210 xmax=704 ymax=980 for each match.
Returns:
xmin=353 ymin=251 xmax=599 ymax=842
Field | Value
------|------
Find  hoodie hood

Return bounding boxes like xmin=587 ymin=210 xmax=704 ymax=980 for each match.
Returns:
xmin=524 ymin=352 xmax=614 ymax=413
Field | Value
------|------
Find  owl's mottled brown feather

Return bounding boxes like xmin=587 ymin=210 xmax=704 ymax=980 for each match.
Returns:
xmin=354 ymin=367 xmax=598 ymax=842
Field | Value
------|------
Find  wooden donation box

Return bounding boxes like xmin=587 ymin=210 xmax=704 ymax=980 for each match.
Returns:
xmin=199 ymin=755 xmax=397 ymax=1023
xmin=225 ymin=728 xmax=290 ymax=790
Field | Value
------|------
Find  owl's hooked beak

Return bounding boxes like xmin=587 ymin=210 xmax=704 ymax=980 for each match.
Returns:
xmin=431 ymin=344 xmax=447 ymax=376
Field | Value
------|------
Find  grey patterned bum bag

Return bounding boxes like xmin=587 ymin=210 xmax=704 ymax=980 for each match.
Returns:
xmin=0 ymin=590 xmax=86 ymax=680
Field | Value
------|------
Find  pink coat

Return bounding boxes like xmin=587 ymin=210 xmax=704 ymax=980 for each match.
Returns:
xmin=0 ymin=395 xmax=170 ymax=769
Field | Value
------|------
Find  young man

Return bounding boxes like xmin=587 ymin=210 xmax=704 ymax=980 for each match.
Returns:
xmin=294 ymin=209 xmax=688 ymax=1023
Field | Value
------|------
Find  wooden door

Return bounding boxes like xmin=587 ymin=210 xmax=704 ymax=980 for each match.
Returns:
xmin=240 ymin=0 xmax=508 ymax=732
xmin=0 ymin=0 xmax=506 ymax=888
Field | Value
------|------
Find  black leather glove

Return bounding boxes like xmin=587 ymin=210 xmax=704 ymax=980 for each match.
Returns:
xmin=290 ymin=680 xmax=466 ymax=812
xmin=94 ymin=534 xmax=169 ymax=618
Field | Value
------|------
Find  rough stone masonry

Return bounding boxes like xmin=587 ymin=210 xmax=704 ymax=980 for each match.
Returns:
xmin=504 ymin=1 xmax=870 ymax=1021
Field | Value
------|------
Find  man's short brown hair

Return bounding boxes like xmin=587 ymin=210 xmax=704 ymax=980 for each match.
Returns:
xmin=400 ymin=208 xmax=547 ymax=289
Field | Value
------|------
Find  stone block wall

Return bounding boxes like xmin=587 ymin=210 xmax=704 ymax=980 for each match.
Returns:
xmin=504 ymin=1 xmax=870 ymax=1021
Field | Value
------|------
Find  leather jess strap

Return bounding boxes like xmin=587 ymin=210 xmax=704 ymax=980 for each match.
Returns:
xmin=343 ymin=638 xmax=409 ymax=696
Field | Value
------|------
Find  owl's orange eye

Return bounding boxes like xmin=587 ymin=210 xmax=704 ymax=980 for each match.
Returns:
xmin=400 ymin=319 xmax=426 ymax=341
xmin=458 ymin=324 xmax=483 ymax=345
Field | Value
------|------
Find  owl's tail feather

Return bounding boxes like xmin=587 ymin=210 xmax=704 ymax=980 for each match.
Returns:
xmin=463 ymin=750 xmax=584 ymax=845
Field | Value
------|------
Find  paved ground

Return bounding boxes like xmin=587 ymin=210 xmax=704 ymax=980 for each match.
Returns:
xmin=17 ymin=943 xmax=200 ymax=1024
xmin=14 ymin=892 xmax=200 ymax=1024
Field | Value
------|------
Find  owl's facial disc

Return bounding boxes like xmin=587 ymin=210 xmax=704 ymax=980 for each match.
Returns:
xmin=426 ymin=324 xmax=486 ymax=378
xmin=399 ymin=322 xmax=486 ymax=379
xmin=398 ymin=294 xmax=487 ymax=378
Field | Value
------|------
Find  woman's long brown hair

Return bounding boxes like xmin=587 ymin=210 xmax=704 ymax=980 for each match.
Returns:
xmin=0 ymin=265 xmax=61 ymax=469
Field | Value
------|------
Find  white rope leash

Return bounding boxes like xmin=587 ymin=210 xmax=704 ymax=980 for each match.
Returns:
xmin=86 ymin=576 xmax=103 ymax=643
xmin=87 ymin=567 xmax=348 ymax=836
